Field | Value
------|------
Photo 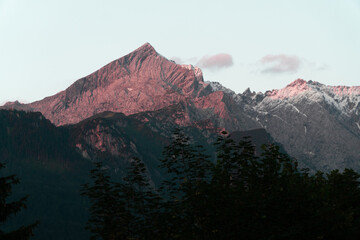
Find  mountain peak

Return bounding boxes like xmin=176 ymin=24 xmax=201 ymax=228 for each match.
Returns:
xmin=287 ymin=78 xmax=307 ymax=87
xmin=17 ymin=42 xmax=210 ymax=125
xmin=266 ymin=78 xmax=310 ymax=99
xmin=3 ymin=100 xmax=21 ymax=106
xmin=1 ymin=100 xmax=32 ymax=111
xmin=132 ymin=42 xmax=158 ymax=56
xmin=264 ymin=78 xmax=360 ymax=102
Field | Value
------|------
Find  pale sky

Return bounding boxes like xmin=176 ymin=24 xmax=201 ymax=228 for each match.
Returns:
xmin=1 ymin=0 xmax=359 ymax=104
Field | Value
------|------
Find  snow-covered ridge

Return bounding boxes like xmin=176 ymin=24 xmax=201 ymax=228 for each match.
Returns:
xmin=206 ymin=78 xmax=360 ymax=118
xmin=266 ymin=79 xmax=360 ymax=99
xmin=266 ymin=79 xmax=309 ymax=99
xmin=263 ymin=79 xmax=360 ymax=116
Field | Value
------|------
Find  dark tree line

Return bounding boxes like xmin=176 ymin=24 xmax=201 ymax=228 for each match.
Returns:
xmin=0 ymin=162 xmax=38 ymax=240
xmin=81 ymin=129 xmax=360 ymax=240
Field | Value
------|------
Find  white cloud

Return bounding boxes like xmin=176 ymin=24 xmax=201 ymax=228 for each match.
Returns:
xmin=196 ymin=53 xmax=233 ymax=70
xmin=260 ymin=54 xmax=301 ymax=74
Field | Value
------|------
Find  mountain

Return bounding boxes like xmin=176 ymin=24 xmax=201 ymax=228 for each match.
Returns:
xmin=2 ymin=43 xmax=360 ymax=239
xmin=2 ymin=43 xmax=360 ymax=172
xmin=201 ymin=79 xmax=360 ymax=171
xmin=4 ymin=43 xmax=206 ymax=126
xmin=2 ymin=43 xmax=260 ymax=132
xmin=248 ymin=79 xmax=360 ymax=171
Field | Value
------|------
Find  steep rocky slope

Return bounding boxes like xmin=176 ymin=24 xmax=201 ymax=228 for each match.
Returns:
xmin=240 ymin=79 xmax=360 ymax=171
xmin=4 ymin=43 xmax=207 ymax=125
xmin=2 ymin=43 xmax=260 ymax=132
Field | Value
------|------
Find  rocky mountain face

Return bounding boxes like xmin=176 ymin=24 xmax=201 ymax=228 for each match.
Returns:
xmin=5 ymin=43 xmax=207 ymax=126
xmin=3 ymin=43 xmax=260 ymax=131
xmin=2 ymin=43 xmax=360 ymax=172
xmin=248 ymin=79 xmax=360 ymax=171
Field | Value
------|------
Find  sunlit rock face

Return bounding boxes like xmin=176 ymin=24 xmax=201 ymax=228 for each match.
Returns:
xmin=2 ymin=43 xmax=260 ymax=132
xmin=10 ymin=43 xmax=208 ymax=126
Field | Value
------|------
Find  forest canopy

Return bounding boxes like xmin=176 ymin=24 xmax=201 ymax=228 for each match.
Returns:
xmin=82 ymin=129 xmax=360 ymax=240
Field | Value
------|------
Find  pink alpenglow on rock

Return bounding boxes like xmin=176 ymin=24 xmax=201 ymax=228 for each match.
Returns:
xmin=4 ymin=43 xmax=244 ymax=128
xmin=265 ymin=79 xmax=360 ymax=100
xmin=194 ymin=91 xmax=229 ymax=119
xmin=266 ymin=79 xmax=309 ymax=99
xmin=14 ymin=43 xmax=213 ymax=126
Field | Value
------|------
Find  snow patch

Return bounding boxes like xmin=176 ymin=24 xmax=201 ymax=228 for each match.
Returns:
xmin=288 ymin=103 xmax=308 ymax=117
xmin=273 ymin=115 xmax=288 ymax=125
xmin=256 ymin=116 xmax=264 ymax=128
xmin=262 ymin=80 xmax=360 ymax=118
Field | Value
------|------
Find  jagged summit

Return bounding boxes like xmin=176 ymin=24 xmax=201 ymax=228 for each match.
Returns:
xmin=242 ymin=87 xmax=255 ymax=96
xmin=139 ymin=42 xmax=155 ymax=50
xmin=3 ymin=100 xmax=21 ymax=106
xmin=287 ymin=78 xmax=307 ymax=87
xmin=2 ymin=100 xmax=31 ymax=111
xmin=131 ymin=42 xmax=158 ymax=57
xmin=263 ymin=78 xmax=360 ymax=100
xmin=265 ymin=79 xmax=309 ymax=99
xmin=3 ymin=43 xmax=209 ymax=125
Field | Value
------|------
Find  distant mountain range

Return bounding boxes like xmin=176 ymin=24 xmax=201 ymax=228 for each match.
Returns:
xmin=3 ymin=43 xmax=360 ymax=172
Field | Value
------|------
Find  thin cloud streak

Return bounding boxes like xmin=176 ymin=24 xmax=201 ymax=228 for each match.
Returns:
xmin=260 ymin=54 xmax=301 ymax=74
xmin=197 ymin=53 xmax=234 ymax=70
xmin=316 ymin=64 xmax=330 ymax=71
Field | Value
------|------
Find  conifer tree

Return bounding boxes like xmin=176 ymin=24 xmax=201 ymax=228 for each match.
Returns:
xmin=159 ymin=128 xmax=212 ymax=239
xmin=81 ymin=161 xmax=130 ymax=240
xmin=120 ymin=157 xmax=160 ymax=239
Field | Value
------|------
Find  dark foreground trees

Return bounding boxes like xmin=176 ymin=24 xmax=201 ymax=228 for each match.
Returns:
xmin=82 ymin=129 xmax=360 ymax=240
xmin=0 ymin=162 xmax=38 ymax=240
